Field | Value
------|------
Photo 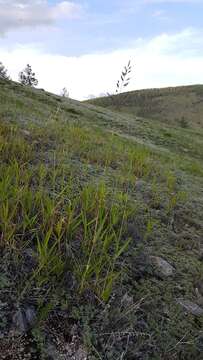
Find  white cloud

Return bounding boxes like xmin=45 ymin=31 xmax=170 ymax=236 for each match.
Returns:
xmin=0 ymin=1 xmax=82 ymax=34
xmin=0 ymin=28 xmax=203 ymax=100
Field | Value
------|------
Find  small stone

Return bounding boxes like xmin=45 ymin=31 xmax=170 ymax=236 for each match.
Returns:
xmin=13 ymin=306 xmax=36 ymax=334
xmin=13 ymin=309 xmax=27 ymax=334
xmin=150 ymin=256 xmax=175 ymax=277
xmin=177 ymin=298 xmax=203 ymax=316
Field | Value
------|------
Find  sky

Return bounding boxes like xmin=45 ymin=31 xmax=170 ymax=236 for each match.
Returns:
xmin=0 ymin=0 xmax=203 ymax=100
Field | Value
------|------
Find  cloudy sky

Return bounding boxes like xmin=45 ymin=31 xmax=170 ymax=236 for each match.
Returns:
xmin=0 ymin=0 xmax=203 ymax=99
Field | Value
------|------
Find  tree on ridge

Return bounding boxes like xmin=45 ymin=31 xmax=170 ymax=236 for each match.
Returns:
xmin=19 ymin=64 xmax=38 ymax=87
xmin=0 ymin=61 xmax=10 ymax=80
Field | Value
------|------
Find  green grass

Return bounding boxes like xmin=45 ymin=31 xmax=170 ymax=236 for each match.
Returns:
xmin=86 ymin=84 xmax=203 ymax=129
xmin=0 ymin=79 xmax=203 ymax=359
xmin=0 ymin=122 xmax=135 ymax=302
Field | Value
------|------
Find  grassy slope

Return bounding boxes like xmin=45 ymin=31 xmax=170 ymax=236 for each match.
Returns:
xmin=0 ymin=79 xmax=203 ymax=359
xmin=86 ymin=84 xmax=203 ymax=129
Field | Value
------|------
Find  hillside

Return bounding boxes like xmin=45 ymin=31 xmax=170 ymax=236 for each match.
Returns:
xmin=86 ymin=85 xmax=203 ymax=129
xmin=0 ymin=79 xmax=203 ymax=359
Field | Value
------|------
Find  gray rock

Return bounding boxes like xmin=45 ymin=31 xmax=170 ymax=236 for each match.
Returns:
xmin=150 ymin=256 xmax=175 ymax=277
xmin=13 ymin=309 xmax=27 ymax=334
xmin=177 ymin=298 xmax=203 ymax=316
xmin=13 ymin=306 xmax=36 ymax=334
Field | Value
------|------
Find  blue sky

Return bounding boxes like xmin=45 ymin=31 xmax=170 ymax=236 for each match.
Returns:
xmin=0 ymin=0 xmax=203 ymax=99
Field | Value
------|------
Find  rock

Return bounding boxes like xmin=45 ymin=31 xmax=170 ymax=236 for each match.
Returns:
xmin=150 ymin=256 xmax=175 ymax=277
xmin=13 ymin=306 xmax=36 ymax=334
xmin=13 ymin=309 xmax=27 ymax=334
xmin=177 ymin=298 xmax=203 ymax=316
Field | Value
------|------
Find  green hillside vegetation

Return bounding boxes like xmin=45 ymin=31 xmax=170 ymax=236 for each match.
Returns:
xmin=87 ymin=85 xmax=203 ymax=129
xmin=0 ymin=79 xmax=203 ymax=359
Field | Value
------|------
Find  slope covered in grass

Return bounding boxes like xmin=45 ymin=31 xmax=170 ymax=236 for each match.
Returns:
xmin=86 ymin=85 xmax=203 ymax=129
xmin=0 ymin=79 xmax=203 ymax=359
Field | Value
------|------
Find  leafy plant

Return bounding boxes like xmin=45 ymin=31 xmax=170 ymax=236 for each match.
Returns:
xmin=74 ymin=184 xmax=131 ymax=301
xmin=0 ymin=123 xmax=133 ymax=301
xmin=107 ymin=60 xmax=133 ymax=109
xmin=115 ymin=60 xmax=132 ymax=95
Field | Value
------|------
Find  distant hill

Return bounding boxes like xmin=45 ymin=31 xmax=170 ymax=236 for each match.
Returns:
xmin=86 ymin=84 xmax=203 ymax=128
